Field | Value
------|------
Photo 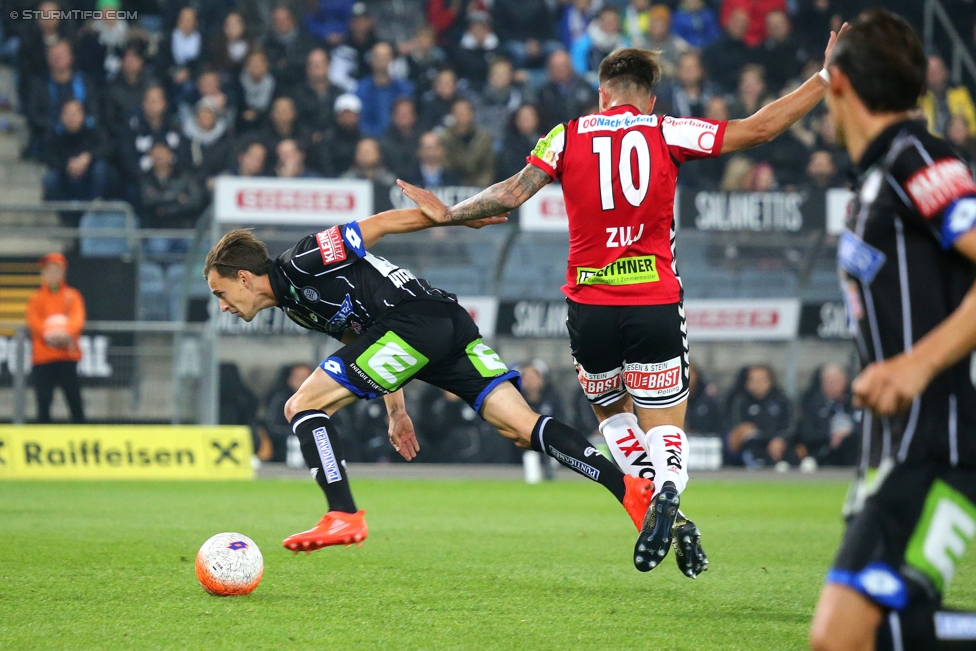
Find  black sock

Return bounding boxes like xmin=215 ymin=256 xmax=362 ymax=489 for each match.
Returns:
xmin=531 ymin=416 xmax=626 ymax=503
xmin=291 ymin=410 xmax=357 ymax=513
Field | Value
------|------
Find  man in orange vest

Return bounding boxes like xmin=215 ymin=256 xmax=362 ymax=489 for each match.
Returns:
xmin=25 ymin=253 xmax=86 ymax=423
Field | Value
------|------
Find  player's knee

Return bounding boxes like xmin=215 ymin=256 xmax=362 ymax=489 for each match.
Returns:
xmin=808 ymin=611 xmax=861 ymax=651
xmin=496 ymin=423 xmax=531 ymax=448
xmin=283 ymin=392 xmax=307 ymax=422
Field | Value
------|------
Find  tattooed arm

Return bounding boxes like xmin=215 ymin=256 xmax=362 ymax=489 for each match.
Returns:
xmin=397 ymin=164 xmax=552 ymax=224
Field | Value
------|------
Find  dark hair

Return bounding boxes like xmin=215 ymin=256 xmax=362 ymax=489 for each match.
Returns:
xmin=830 ymin=9 xmax=925 ymax=113
xmin=204 ymin=229 xmax=270 ymax=279
xmin=598 ymin=48 xmax=662 ymax=96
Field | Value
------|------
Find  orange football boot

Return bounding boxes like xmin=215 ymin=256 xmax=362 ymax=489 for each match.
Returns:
xmin=283 ymin=510 xmax=368 ymax=553
xmin=623 ymin=475 xmax=655 ymax=531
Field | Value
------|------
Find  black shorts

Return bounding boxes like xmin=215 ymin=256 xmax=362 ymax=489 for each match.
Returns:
xmin=567 ymin=299 xmax=689 ymax=409
xmin=320 ymin=300 xmax=520 ymax=414
xmin=827 ymin=461 xmax=976 ymax=611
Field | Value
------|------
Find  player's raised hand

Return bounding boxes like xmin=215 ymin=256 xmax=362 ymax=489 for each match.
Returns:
xmin=823 ymin=22 xmax=850 ymax=65
xmin=397 ymin=179 xmax=450 ymax=224
xmin=388 ymin=410 xmax=421 ymax=461
xmin=851 ymin=353 xmax=934 ymax=416
xmin=463 ymin=215 xmax=509 ymax=229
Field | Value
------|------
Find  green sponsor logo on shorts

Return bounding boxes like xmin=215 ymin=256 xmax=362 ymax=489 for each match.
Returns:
xmin=465 ymin=339 xmax=508 ymax=378
xmin=356 ymin=332 xmax=429 ymax=391
xmin=904 ymin=479 xmax=976 ymax=592
xmin=576 ymin=255 xmax=660 ymax=286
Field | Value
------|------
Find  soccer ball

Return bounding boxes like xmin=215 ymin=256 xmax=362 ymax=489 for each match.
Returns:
xmin=195 ymin=533 xmax=264 ymax=596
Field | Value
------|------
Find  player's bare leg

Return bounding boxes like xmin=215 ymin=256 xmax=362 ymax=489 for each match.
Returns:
xmin=591 ymin=395 xmax=706 ymax=576
xmin=810 ymin=584 xmax=883 ymax=651
xmin=480 ymin=382 xmax=653 ymax=530
xmin=280 ymin=369 xmax=367 ymax=552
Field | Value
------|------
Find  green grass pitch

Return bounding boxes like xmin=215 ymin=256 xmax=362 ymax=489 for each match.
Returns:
xmin=1 ymin=478 xmax=974 ymax=650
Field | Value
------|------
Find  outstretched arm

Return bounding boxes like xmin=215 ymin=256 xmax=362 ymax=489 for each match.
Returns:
xmin=397 ymin=164 xmax=551 ymax=225
xmin=357 ymin=207 xmax=507 ymax=248
xmin=721 ymin=23 xmax=848 ymax=154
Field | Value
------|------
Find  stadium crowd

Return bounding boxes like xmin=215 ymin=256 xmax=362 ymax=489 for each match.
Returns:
xmin=3 ymin=0 xmax=973 ymax=230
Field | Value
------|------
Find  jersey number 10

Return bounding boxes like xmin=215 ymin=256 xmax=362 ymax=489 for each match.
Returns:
xmin=592 ymin=133 xmax=651 ymax=210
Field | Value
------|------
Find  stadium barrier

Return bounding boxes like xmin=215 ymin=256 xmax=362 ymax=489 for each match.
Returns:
xmin=0 ymin=425 xmax=253 ymax=479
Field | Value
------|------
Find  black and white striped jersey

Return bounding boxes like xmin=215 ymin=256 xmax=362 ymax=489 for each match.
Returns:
xmin=266 ymin=221 xmax=456 ymax=340
xmin=840 ymin=119 xmax=976 ymax=469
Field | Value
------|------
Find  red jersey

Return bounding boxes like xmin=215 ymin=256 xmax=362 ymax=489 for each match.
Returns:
xmin=526 ymin=105 xmax=727 ymax=306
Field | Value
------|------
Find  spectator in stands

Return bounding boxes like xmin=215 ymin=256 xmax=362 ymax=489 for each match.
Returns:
xmin=342 ymin=138 xmax=397 ymax=210
xmin=920 ymin=54 xmax=976 ymax=137
xmin=453 ymin=11 xmax=499 ymax=91
xmin=813 ymin=111 xmax=850 ymax=173
xmin=475 ymin=58 xmax=523 ymax=148
xmin=370 ymin=0 xmax=426 ymax=50
xmin=119 ymin=85 xmax=187 ymax=188
xmin=497 ymin=104 xmax=541 ymax=181
xmin=754 ymin=10 xmax=802 ymax=94
xmin=572 ymin=6 xmax=628 ymax=83
xmin=805 ymin=150 xmax=840 ymax=188
xmin=622 ymin=0 xmax=650 ymax=50
xmin=416 ymin=387 xmax=506 ymax=463
xmin=73 ymin=0 xmax=135 ymax=83
xmin=519 ymin=359 xmax=565 ymax=422
xmin=238 ymin=0 xmax=301 ymax=41
xmin=493 ymin=0 xmax=559 ymax=71
xmin=206 ymin=12 xmax=250 ymax=78
xmin=672 ymin=0 xmax=721 ymax=50
xmin=686 ymin=363 xmax=723 ymax=436
xmin=720 ymin=154 xmax=754 ymax=191
xmin=219 ymin=363 xmax=265 ymax=459
xmin=657 ymin=51 xmax=715 ymax=118
xmin=405 ymin=24 xmax=447 ymax=95
xmin=25 ymin=40 xmax=97 ymax=159
xmin=643 ymin=5 xmax=690 ymax=79
xmin=178 ymin=69 xmax=234 ymax=137
xmin=793 ymin=364 xmax=857 ymax=468
xmin=329 ymin=2 xmax=379 ymax=90
xmin=947 ymin=114 xmax=976 ymax=169
xmin=263 ymin=363 xmax=314 ymax=462
xmin=263 ymin=5 xmax=313 ymax=91
xmin=357 ymin=41 xmax=414 ymax=138
xmin=560 ymin=0 xmax=601 ymax=51
xmin=726 ymin=364 xmax=793 ymax=468
xmin=26 ymin=252 xmax=86 ymax=424
xmin=16 ymin=1 xmax=71 ymax=109
xmin=746 ymin=83 xmax=813 ymax=187
xmin=160 ymin=7 xmax=203 ymax=96
xmin=102 ymin=42 xmax=152 ymax=133
xmin=793 ymin=0 xmax=842 ymax=58
xmin=314 ymin=93 xmax=363 ymax=176
xmin=139 ymin=142 xmax=205 ymax=228
xmin=380 ymin=97 xmax=421 ymax=180
xmin=275 ymin=138 xmax=319 ymax=178
xmin=728 ymin=64 xmax=768 ymax=120
xmin=536 ymin=49 xmax=598 ymax=131
xmin=237 ymin=49 xmax=276 ymax=133
xmin=407 ymin=131 xmax=462 ymax=188
xmin=183 ymin=98 xmax=231 ymax=184
xmin=438 ymin=97 xmax=494 ymax=187
xmin=703 ymin=8 xmax=755 ymax=94
xmin=418 ymin=67 xmax=460 ymax=133
xmin=748 ymin=161 xmax=776 ymax=191
xmin=225 ymin=140 xmax=268 ymax=177
xmin=303 ymin=0 xmax=355 ymax=45
xmin=293 ymin=48 xmax=345 ymax=143
xmin=426 ymin=0 xmax=482 ymax=47
xmin=719 ymin=0 xmax=786 ymax=48
xmin=43 ymin=100 xmax=111 ymax=203
xmin=260 ymin=96 xmax=311 ymax=158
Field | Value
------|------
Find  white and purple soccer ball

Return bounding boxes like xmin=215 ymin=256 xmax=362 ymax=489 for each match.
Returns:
xmin=195 ymin=533 xmax=264 ymax=596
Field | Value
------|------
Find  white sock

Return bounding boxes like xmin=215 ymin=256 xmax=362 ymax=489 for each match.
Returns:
xmin=645 ymin=425 xmax=689 ymax=495
xmin=598 ymin=412 xmax=657 ymax=482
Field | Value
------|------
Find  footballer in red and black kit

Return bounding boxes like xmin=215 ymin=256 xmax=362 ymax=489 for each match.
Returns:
xmin=400 ymin=27 xmax=847 ymax=577
xmin=809 ymin=11 xmax=976 ymax=651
